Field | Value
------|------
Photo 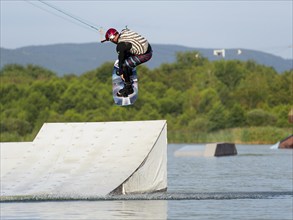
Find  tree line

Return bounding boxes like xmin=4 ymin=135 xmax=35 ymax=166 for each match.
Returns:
xmin=1 ymin=51 xmax=292 ymax=143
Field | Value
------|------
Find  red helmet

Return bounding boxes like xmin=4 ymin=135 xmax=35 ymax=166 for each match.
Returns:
xmin=101 ymin=28 xmax=118 ymax=43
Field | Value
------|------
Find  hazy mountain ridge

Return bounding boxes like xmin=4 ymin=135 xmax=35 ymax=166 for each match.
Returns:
xmin=1 ymin=43 xmax=292 ymax=75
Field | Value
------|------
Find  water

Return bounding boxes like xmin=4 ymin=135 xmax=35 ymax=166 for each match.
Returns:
xmin=1 ymin=144 xmax=292 ymax=220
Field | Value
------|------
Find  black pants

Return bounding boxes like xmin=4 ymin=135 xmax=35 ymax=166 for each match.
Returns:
xmin=123 ymin=45 xmax=153 ymax=83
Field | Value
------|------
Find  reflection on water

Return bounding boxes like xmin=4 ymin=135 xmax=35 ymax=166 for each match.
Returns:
xmin=2 ymin=196 xmax=292 ymax=220
xmin=1 ymin=144 xmax=292 ymax=220
xmin=1 ymin=200 xmax=167 ymax=220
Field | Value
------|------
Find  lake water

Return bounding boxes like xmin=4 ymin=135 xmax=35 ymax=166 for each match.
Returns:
xmin=1 ymin=144 xmax=292 ymax=220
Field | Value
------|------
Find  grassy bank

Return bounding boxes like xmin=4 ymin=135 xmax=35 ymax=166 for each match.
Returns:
xmin=168 ymin=126 xmax=292 ymax=144
xmin=1 ymin=126 xmax=291 ymax=144
xmin=1 ymin=61 xmax=292 ymax=145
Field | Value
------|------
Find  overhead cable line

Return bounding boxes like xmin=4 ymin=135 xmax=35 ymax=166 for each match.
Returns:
xmin=38 ymin=0 xmax=101 ymax=32
xmin=26 ymin=0 xmax=104 ymax=36
xmin=26 ymin=0 xmax=93 ymax=32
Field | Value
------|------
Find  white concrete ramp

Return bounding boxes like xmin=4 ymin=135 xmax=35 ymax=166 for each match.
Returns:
xmin=1 ymin=120 xmax=167 ymax=198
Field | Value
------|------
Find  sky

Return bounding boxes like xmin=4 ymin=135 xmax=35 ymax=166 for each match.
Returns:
xmin=1 ymin=0 xmax=292 ymax=59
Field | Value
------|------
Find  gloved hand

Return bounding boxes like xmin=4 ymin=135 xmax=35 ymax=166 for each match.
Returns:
xmin=116 ymin=69 xmax=123 ymax=76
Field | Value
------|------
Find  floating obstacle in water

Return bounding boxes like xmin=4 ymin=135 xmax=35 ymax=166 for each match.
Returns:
xmin=1 ymin=120 xmax=168 ymax=198
xmin=271 ymin=135 xmax=293 ymax=149
xmin=204 ymin=143 xmax=238 ymax=157
xmin=279 ymin=135 xmax=293 ymax=149
xmin=174 ymin=143 xmax=237 ymax=158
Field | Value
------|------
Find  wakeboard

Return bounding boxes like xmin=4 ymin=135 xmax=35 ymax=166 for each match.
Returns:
xmin=112 ymin=60 xmax=138 ymax=106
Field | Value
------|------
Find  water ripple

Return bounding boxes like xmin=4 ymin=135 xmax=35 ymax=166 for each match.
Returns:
xmin=1 ymin=191 xmax=292 ymax=202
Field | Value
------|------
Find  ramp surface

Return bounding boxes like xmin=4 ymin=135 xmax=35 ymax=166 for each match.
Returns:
xmin=1 ymin=120 xmax=167 ymax=197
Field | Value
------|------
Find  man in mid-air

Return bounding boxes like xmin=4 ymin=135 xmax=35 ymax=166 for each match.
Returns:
xmin=101 ymin=28 xmax=152 ymax=97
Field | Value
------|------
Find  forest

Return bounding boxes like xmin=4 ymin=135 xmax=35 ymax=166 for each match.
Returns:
xmin=1 ymin=51 xmax=292 ymax=143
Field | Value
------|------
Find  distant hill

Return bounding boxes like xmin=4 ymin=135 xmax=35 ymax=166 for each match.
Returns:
xmin=1 ymin=43 xmax=292 ymax=75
